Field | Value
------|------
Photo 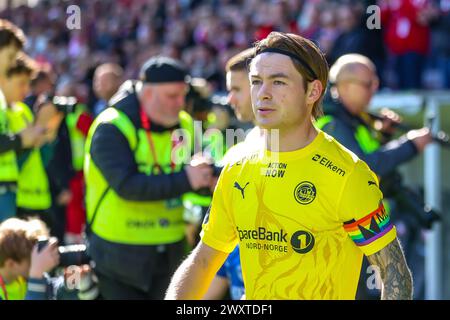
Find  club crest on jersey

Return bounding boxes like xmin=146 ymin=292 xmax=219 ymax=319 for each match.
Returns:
xmin=294 ymin=181 xmax=316 ymax=205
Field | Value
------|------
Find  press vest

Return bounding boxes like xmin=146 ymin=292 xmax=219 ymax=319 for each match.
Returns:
xmin=315 ymin=114 xmax=391 ymax=213
xmin=315 ymin=114 xmax=380 ymax=154
xmin=0 ymin=89 xmax=18 ymax=183
xmin=66 ymin=104 xmax=87 ymax=172
xmin=84 ymin=107 xmax=194 ymax=245
xmin=6 ymin=102 xmax=51 ymax=210
xmin=0 ymin=276 xmax=27 ymax=300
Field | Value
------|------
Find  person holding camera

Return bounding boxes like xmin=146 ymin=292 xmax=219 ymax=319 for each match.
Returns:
xmin=50 ymin=83 xmax=94 ymax=244
xmin=317 ymin=54 xmax=432 ymax=176
xmin=316 ymin=53 xmax=433 ymax=299
xmin=84 ymin=56 xmax=214 ymax=299
xmin=0 ymin=218 xmax=59 ymax=300
xmin=0 ymin=217 xmax=98 ymax=300
xmin=2 ymin=54 xmax=64 ymax=227
xmin=0 ymin=19 xmax=46 ymax=221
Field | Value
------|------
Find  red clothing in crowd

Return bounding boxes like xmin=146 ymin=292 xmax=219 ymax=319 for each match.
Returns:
xmin=380 ymin=0 xmax=431 ymax=55
xmin=66 ymin=112 xmax=93 ymax=236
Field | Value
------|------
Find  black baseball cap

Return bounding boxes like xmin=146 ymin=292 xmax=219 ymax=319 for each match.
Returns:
xmin=139 ymin=56 xmax=190 ymax=84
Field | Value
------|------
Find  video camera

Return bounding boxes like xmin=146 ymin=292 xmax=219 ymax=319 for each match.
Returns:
xmin=380 ymin=171 xmax=441 ymax=230
xmin=186 ymin=79 xmax=233 ymax=119
xmin=186 ymin=82 xmax=213 ymax=115
xmin=37 ymin=239 xmax=90 ymax=268
xmin=368 ymin=112 xmax=450 ymax=148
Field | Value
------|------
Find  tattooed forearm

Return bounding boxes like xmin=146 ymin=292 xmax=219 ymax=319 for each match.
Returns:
xmin=367 ymin=238 xmax=413 ymax=300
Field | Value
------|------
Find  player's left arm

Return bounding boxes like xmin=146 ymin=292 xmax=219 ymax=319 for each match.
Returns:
xmin=367 ymin=237 xmax=413 ymax=300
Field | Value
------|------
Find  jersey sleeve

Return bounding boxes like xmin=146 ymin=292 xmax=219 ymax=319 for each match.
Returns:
xmin=337 ymin=160 xmax=397 ymax=256
xmin=200 ymin=164 xmax=238 ymax=253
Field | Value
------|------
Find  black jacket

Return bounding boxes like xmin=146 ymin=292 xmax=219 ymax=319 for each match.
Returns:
xmin=320 ymin=100 xmax=418 ymax=177
xmin=89 ymin=80 xmax=193 ymax=201
xmin=0 ymin=134 xmax=22 ymax=187
xmin=87 ymin=81 xmax=193 ymax=292
xmin=0 ymin=133 xmax=22 ymax=155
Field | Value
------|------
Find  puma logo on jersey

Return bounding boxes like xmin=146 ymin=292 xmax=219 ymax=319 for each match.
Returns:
xmin=368 ymin=181 xmax=377 ymax=187
xmin=234 ymin=182 xmax=249 ymax=199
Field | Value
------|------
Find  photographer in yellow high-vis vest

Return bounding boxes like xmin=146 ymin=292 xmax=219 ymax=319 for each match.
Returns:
xmin=84 ymin=56 xmax=215 ymax=299
xmin=3 ymin=54 xmax=63 ymax=227
xmin=0 ymin=20 xmax=46 ymax=221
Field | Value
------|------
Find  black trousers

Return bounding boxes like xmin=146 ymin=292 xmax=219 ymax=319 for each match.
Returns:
xmin=97 ymin=266 xmax=173 ymax=300
xmin=90 ymin=235 xmax=185 ymax=300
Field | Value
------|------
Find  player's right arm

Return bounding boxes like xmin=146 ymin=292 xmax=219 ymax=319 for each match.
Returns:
xmin=165 ymin=241 xmax=229 ymax=300
xmin=203 ymin=274 xmax=229 ymax=300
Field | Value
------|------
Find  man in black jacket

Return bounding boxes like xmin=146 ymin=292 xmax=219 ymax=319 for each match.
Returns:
xmin=317 ymin=53 xmax=432 ymax=299
xmin=85 ymin=56 xmax=213 ymax=299
xmin=318 ymin=53 xmax=431 ymax=176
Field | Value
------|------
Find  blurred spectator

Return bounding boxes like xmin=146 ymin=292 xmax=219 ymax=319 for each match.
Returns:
xmin=0 ymin=19 xmax=46 ymax=221
xmin=2 ymin=0 xmax=447 ymax=93
xmin=92 ymin=63 xmax=124 ymax=117
xmin=328 ymin=3 xmax=367 ymax=64
xmin=380 ymin=0 xmax=439 ymax=89
xmin=313 ymin=4 xmax=340 ymax=56
xmin=429 ymin=1 xmax=450 ymax=88
xmin=23 ymin=64 xmax=55 ymax=110
xmin=3 ymin=54 xmax=61 ymax=228
xmin=58 ymin=82 xmax=93 ymax=244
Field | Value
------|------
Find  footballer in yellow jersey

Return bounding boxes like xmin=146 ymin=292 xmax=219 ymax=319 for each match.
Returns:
xmin=165 ymin=31 xmax=412 ymax=301
xmin=201 ymin=129 xmax=396 ymax=299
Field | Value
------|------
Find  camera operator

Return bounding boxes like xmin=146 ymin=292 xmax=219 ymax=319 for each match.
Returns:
xmin=23 ymin=65 xmax=55 ymax=111
xmin=84 ymin=56 xmax=214 ymax=299
xmin=316 ymin=53 xmax=433 ymax=299
xmin=318 ymin=54 xmax=432 ymax=173
xmin=2 ymin=54 xmax=64 ymax=227
xmin=44 ymin=82 xmax=93 ymax=244
xmin=0 ymin=217 xmax=58 ymax=300
xmin=0 ymin=19 xmax=46 ymax=221
xmin=0 ymin=217 xmax=98 ymax=300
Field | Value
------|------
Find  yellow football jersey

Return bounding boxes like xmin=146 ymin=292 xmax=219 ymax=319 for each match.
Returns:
xmin=201 ymin=130 xmax=396 ymax=300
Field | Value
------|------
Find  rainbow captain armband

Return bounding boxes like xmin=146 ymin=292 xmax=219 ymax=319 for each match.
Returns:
xmin=343 ymin=201 xmax=396 ymax=255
